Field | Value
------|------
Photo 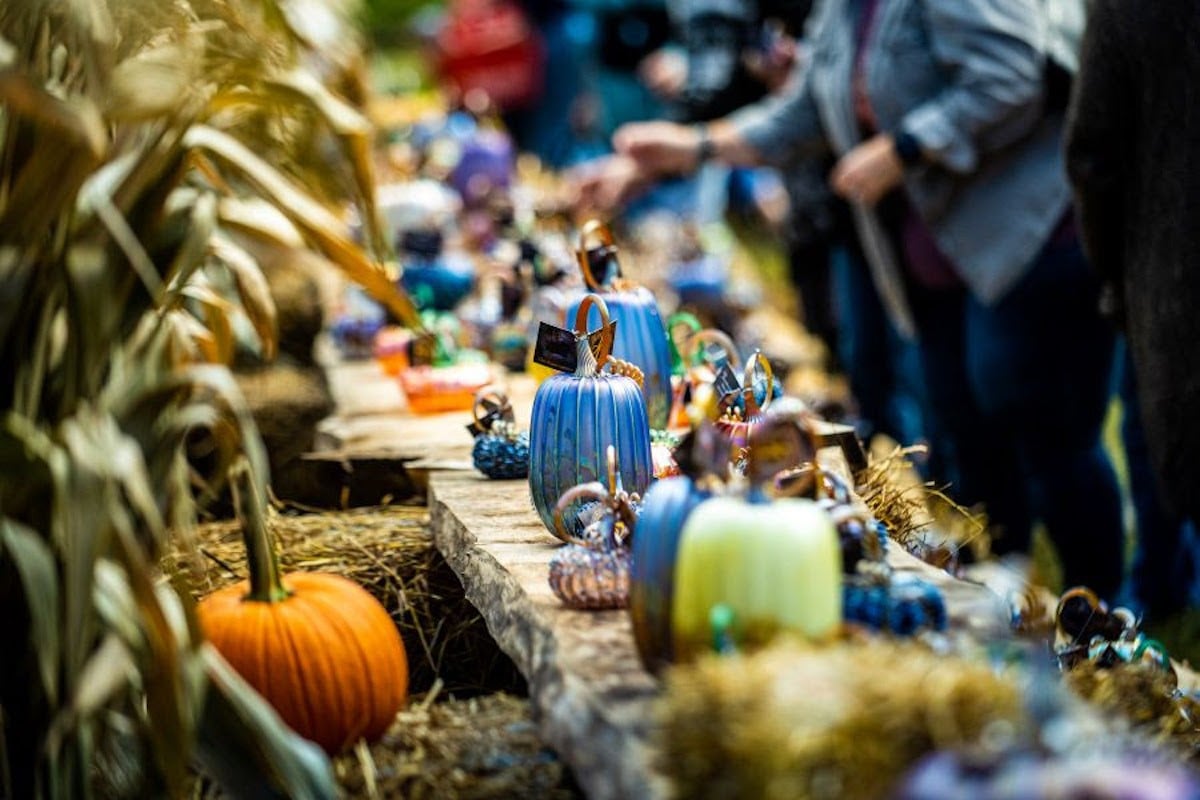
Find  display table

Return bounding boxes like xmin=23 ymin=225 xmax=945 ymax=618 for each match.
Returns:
xmin=427 ymin=470 xmax=1012 ymax=800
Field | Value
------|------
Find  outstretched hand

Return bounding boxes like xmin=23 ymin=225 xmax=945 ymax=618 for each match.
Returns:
xmin=568 ymin=154 xmax=652 ymax=214
xmin=614 ymin=121 xmax=703 ymax=177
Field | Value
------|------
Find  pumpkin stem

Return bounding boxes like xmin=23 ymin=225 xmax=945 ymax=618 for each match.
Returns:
xmin=231 ymin=459 xmax=290 ymax=603
xmin=574 ymin=335 xmax=598 ymax=378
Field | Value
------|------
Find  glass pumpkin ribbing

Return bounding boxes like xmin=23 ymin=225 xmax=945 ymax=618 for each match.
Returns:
xmin=629 ymin=476 xmax=710 ymax=673
xmin=529 ymin=373 xmax=653 ymax=534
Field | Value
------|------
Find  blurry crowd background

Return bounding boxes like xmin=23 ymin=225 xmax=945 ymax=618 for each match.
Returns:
xmin=365 ymin=0 xmax=1199 ymax=624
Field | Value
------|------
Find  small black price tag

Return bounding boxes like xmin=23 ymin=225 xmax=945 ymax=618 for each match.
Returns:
xmin=532 ymin=321 xmax=618 ymax=374
xmin=713 ymin=362 xmax=742 ymax=404
xmin=532 ymin=322 xmax=579 ymax=373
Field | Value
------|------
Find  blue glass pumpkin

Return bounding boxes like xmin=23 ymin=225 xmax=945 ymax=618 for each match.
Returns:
xmin=566 ymin=221 xmax=673 ymax=429
xmin=398 ymin=229 xmax=475 ymax=311
xmin=529 ymin=294 xmax=654 ymax=534
xmin=629 ymin=475 xmax=711 ymax=673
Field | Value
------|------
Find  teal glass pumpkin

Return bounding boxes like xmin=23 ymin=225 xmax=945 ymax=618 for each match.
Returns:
xmin=629 ymin=475 xmax=711 ymax=674
xmin=398 ymin=229 xmax=475 ymax=311
xmin=529 ymin=294 xmax=654 ymax=534
xmin=566 ymin=221 xmax=673 ymax=429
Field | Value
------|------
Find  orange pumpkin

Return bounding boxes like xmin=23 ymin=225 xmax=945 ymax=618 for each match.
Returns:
xmin=197 ymin=466 xmax=408 ymax=754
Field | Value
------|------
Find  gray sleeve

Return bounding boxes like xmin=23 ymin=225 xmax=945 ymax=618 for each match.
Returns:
xmin=726 ymin=63 xmax=826 ymax=167
xmin=900 ymin=0 xmax=1046 ymax=174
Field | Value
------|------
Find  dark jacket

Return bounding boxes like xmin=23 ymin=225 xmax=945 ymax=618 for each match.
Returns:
xmin=1066 ymin=0 xmax=1200 ymax=519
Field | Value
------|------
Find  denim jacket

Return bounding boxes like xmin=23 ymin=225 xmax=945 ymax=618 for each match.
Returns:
xmin=729 ymin=0 xmax=1066 ymax=336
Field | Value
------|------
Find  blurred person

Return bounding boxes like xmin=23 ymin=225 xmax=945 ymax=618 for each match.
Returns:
xmin=583 ymin=0 xmax=1124 ymax=596
xmin=506 ymin=1 xmax=595 ymax=168
xmin=651 ymin=0 xmax=781 ymax=224
xmin=575 ymin=0 xmax=672 ymax=136
xmin=1067 ymin=1 xmax=1200 ymax=615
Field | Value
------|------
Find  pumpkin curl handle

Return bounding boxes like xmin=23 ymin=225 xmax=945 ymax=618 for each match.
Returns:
xmin=572 ymin=293 xmax=613 ymax=369
xmin=551 ymin=481 xmax=611 ymax=547
xmin=687 ymin=328 xmax=743 ymax=373
xmin=604 ymin=445 xmax=639 ymax=542
xmin=772 ymin=463 xmax=816 ymax=499
xmin=472 ymin=385 xmax=512 ymax=430
xmin=743 ymin=350 xmax=775 ymax=417
xmin=576 ymin=219 xmax=619 ymax=291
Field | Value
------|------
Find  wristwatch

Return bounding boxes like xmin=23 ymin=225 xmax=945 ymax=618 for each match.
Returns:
xmin=694 ymin=124 xmax=714 ymax=164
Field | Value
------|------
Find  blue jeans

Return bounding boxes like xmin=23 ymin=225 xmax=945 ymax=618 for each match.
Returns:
xmin=909 ymin=236 xmax=1124 ymax=597
xmin=831 ymin=244 xmax=935 ymax=470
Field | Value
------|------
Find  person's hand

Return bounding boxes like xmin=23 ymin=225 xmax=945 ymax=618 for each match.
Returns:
xmin=743 ymin=31 xmax=798 ymax=93
xmin=614 ymin=121 xmax=703 ymax=176
xmin=568 ymin=154 xmax=653 ymax=213
xmin=639 ymin=48 xmax=687 ymax=100
xmin=830 ymin=134 xmax=905 ymax=207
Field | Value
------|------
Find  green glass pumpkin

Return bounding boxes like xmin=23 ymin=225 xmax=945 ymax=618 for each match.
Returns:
xmin=671 ymin=493 xmax=842 ymax=662
xmin=566 ymin=221 xmax=673 ymax=429
xmin=529 ymin=294 xmax=654 ymax=534
xmin=670 ymin=419 xmax=842 ymax=662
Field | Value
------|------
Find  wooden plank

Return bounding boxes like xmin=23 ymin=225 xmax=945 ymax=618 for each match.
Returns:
xmin=429 ymin=471 xmax=668 ymax=800
xmin=316 ymin=358 xmax=536 ymax=466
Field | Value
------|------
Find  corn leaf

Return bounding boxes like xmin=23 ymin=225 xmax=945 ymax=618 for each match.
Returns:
xmin=210 ymin=232 xmax=277 ymax=360
xmin=181 ymin=363 xmax=269 ymax=498
xmin=217 ymin=196 xmax=305 ymax=249
xmin=0 ymin=246 xmax=34 ymax=349
xmin=181 ymin=284 xmax=236 ymax=365
xmin=1 ymin=518 xmax=60 ymax=705
xmin=106 ymin=38 xmax=201 ymax=121
xmin=183 ymin=124 xmax=423 ymax=330
xmin=0 ymin=69 xmax=106 ymax=243
xmin=109 ymin=527 xmax=191 ymax=796
xmin=69 ymin=632 xmax=134 ymax=720
xmin=163 ymin=192 xmax=218 ymax=301
xmin=92 ymin=560 xmax=143 ymax=651
xmin=59 ymin=410 xmax=164 ymax=538
xmin=263 ymin=68 xmax=387 ymax=260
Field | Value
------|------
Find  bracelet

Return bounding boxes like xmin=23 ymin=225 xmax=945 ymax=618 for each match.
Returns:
xmin=891 ymin=129 xmax=923 ymax=167
xmin=694 ymin=124 xmax=714 ymax=164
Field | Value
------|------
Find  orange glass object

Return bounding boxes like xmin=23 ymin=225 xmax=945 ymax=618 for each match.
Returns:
xmin=374 ymin=326 xmax=413 ymax=376
xmin=398 ymin=363 xmax=494 ymax=414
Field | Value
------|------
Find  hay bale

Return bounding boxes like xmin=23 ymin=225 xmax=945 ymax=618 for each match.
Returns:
xmin=190 ymin=688 xmax=579 ymax=800
xmin=264 ymin=257 xmax=324 ymax=366
xmin=658 ymin=639 xmax=1027 ymax=799
xmin=234 ymin=364 xmax=335 ymax=504
xmin=333 ymin=690 xmax=578 ymax=799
